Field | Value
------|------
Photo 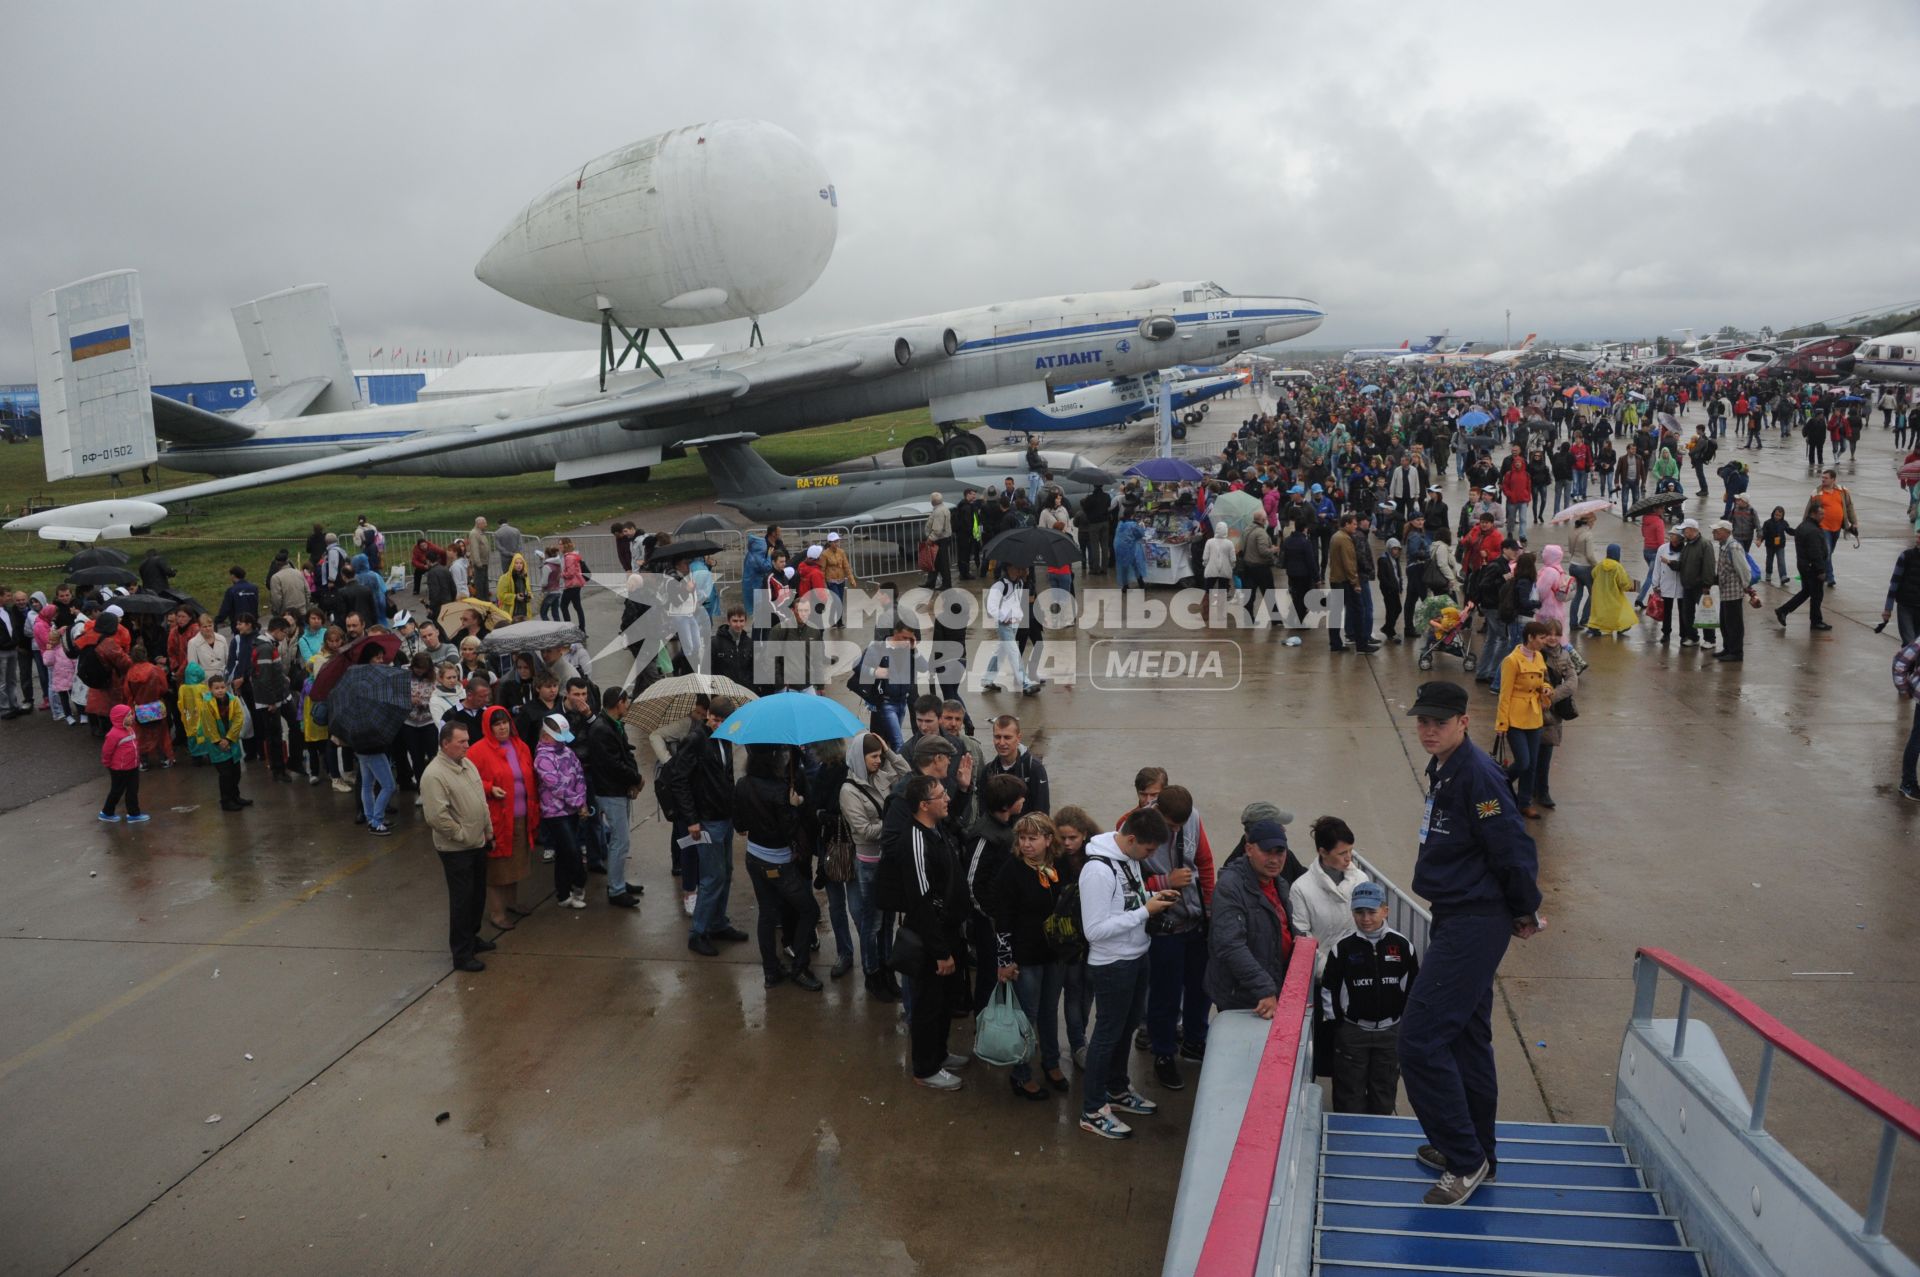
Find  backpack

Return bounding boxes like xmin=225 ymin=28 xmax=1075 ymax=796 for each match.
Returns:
xmin=1043 ymin=876 xmax=1088 ymax=960
xmin=76 ymin=641 xmax=108 ymax=689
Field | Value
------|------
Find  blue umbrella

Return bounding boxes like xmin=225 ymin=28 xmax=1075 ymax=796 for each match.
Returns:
xmin=717 ymin=691 xmax=864 ymax=746
xmin=1837 ymin=394 xmax=1864 ymax=404
xmin=1457 ymin=410 xmax=1492 ymax=428
xmin=1574 ymin=394 xmax=1609 ymax=407
xmin=1124 ymin=456 xmax=1204 ymax=482
xmin=1360 ymin=384 xmax=1381 ymax=395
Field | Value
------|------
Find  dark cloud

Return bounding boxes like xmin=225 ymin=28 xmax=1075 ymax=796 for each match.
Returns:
xmin=5 ymin=1 xmax=1919 ymax=381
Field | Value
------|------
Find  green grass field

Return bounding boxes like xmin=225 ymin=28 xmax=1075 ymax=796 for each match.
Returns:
xmin=0 ymin=407 xmax=933 ymax=607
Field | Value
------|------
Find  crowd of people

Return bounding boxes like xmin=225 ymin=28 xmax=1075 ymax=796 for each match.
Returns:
xmin=6 ymin=351 xmax=1919 ymax=1178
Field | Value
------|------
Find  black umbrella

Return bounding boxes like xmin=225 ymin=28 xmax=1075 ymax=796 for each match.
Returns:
xmin=64 ymin=546 xmax=130 ymax=571
xmin=156 ymin=591 xmax=206 ymax=618
xmin=980 ymin=526 xmax=1080 ymax=569
xmin=111 ymin=593 xmax=181 ymax=617
xmin=1626 ymin=491 xmax=1688 ymax=518
xmin=65 ymin=565 xmax=139 ymax=588
xmin=646 ymin=538 xmax=723 ymax=564
xmin=327 ymin=664 xmax=411 ymax=753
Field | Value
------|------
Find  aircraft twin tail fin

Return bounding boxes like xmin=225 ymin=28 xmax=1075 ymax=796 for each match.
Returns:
xmin=31 ymin=270 xmax=160 ymax=481
xmin=678 ymin=432 xmax=787 ymax=505
xmin=231 ymin=284 xmax=364 ymax=420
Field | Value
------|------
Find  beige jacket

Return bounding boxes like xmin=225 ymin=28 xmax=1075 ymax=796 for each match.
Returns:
xmin=420 ymin=752 xmax=492 ymax=852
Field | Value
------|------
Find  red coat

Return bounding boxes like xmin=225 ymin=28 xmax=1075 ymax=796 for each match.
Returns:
xmin=467 ymin=705 xmax=539 ymax=857
xmin=1500 ymin=464 xmax=1532 ymax=504
xmin=75 ymin=627 xmax=131 ymax=715
xmin=125 ymin=661 xmax=169 ymax=708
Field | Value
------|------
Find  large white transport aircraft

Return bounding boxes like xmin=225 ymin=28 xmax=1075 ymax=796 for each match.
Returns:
xmin=9 ymin=120 xmax=1324 ymax=542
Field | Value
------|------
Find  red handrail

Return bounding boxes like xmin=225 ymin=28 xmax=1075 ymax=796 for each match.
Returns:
xmin=1638 ymin=947 xmax=1920 ymax=1142
xmin=1193 ymin=937 xmax=1318 ymax=1277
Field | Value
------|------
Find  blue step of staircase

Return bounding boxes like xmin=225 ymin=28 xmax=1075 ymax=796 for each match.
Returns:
xmin=1315 ymin=1113 xmax=1706 ymax=1276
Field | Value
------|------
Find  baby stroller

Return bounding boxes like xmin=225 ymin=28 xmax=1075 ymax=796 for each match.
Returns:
xmin=1416 ymin=596 xmax=1475 ymax=672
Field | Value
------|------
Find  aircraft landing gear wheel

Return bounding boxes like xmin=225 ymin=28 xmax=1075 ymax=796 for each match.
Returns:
xmin=942 ymin=435 xmax=973 ymax=461
xmin=961 ymin=432 xmax=988 ymax=456
xmin=901 ymin=435 xmax=942 ymax=468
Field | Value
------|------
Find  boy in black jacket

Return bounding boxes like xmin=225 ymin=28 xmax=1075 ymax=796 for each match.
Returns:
xmin=1320 ymin=881 xmax=1417 ymax=1116
xmin=964 ymin=774 xmax=1027 ymax=1012
xmin=878 ymin=775 xmax=970 ymax=1091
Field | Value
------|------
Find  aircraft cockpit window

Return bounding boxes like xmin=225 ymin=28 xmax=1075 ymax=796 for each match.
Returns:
xmin=1196 ymin=282 xmax=1228 ymax=301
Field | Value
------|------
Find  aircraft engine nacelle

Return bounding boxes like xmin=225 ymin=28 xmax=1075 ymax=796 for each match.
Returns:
xmin=894 ymin=326 xmax=960 ymax=368
xmin=475 ymin=120 xmax=837 ymax=328
xmin=841 ymin=336 xmax=919 ymax=376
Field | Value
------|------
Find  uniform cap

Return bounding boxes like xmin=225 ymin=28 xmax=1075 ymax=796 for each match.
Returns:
xmin=1406 ymin=681 xmax=1470 ymax=719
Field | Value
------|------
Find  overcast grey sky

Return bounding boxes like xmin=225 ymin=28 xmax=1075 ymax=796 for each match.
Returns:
xmin=6 ymin=0 xmax=1919 ymax=380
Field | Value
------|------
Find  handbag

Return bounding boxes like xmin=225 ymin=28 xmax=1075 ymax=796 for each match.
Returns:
xmin=1491 ymin=732 xmax=1512 ymax=767
xmin=133 ymin=701 xmax=166 ymax=724
xmin=1645 ymin=590 xmax=1667 ymax=623
xmin=916 ymin=540 xmax=938 ymax=573
xmin=973 ymin=980 xmax=1036 ymax=1068
xmin=887 ymin=923 xmax=929 ymax=980
xmin=819 ymin=812 xmax=855 ymax=884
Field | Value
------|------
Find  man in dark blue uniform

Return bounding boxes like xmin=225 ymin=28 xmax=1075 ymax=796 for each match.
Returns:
xmin=1398 ymin=681 xmax=1542 ymax=1206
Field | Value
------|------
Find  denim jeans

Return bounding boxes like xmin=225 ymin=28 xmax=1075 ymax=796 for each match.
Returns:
xmin=824 ymin=876 xmax=858 ymax=965
xmin=744 ymin=850 xmax=817 ymax=978
xmin=1476 ymin=618 xmax=1510 ymax=681
xmin=1009 ymin=961 xmax=1065 ymax=1085
xmin=1823 ymin=529 xmax=1840 ymax=584
xmin=357 ymin=751 xmax=394 ymax=827
xmin=1634 ymin=548 xmax=1658 ymax=605
xmin=1081 ymin=954 xmax=1151 ymax=1117
xmin=1552 ymin=481 xmax=1571 ymax=515
xmin=689 ymin=818 xmax=735 ymax=938
xmin=1572 ymin=471 xmax=1588 ymax=499
xmin=853 ymin=857 xmax=892 ymax=975
xmin=1505 ymin=726 xmax=1541 ymax=806
xmin=1568 ymin=563 xmax=1593 ymax=629
xmin=1061 ymin=960 xmax=1090 ymax=1055
xmin=1146 ymin=929 xmax=1210 ymax=1057
xmin=598 ymin=794 xmax=632 ymax=895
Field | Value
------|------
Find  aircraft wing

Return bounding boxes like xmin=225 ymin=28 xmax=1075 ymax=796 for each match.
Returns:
xmin=146 ymin=372 xmax=754 ymax=506
xmin=844 ymin=498 xmax=934 ymax=525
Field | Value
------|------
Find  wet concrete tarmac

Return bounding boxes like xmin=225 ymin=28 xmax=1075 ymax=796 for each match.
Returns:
xmin=3 ymin=396 xmax=1917 ymax=1274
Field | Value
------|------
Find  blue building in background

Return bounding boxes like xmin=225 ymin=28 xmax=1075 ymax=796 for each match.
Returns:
xmin=0 ymin=371 xmax=430 ymax=434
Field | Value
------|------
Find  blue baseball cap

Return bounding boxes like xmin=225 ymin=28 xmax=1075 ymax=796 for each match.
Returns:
xmin=1351 ymin=882 xmax=1387 ymax=910
xmin=1288 ymin=484 xmax=1305 ymax=495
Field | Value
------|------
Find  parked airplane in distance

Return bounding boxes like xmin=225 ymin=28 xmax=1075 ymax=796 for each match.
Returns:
xmin=1343 ymin=333 xmax=1449 ymax=364
xmin=685 ymin=432 xmax=1115 ymax=524
xmin=1472 ymin=333 xmax=1538 ymax=366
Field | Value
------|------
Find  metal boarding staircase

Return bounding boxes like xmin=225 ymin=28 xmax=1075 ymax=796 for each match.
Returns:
xmin=1314 ymin=1112 xmax=1702 ymax=1275
xmin=1162 ymin=855 xmax=1920 ymax=1277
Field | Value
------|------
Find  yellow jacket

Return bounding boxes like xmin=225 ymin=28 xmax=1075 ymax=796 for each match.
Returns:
xmin=1495 ymin=646 xmax=1551 ymax=732
xmin=496 ymin=553 xmax=532 ymax=620
xmin=192 ymin=692 xmax=247 ymax=763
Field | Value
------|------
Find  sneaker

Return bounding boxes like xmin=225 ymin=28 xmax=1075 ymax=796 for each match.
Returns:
xmin=1179 ymin=1041 xmax=1206 ymax=1062
xmin=687 ymin=933 xmax=719 ymax=957
xmin=455 ymin=958 xmax=487 ymax=973
xmin=307 ymin=773 xmax=322 ymax=786
xmin=1416 ymin=1144 xmax=1498 ymax=1180
xmin=1107 ymin=1088 xmax=1158 ymax=1116
xmin=330 ymin=778 xmax=353 ymax=793
xmin=607 ymin=889 xmax=640 ymax=909
xmin=1133 ymin=1027 xmax=1152 ymax=1052
xmin=541 ymin=846 xmax=555 ymax=862
xmin=125 ymin=813 xmax=150 ymax=824
xmin=789 ymin=968 xmax=823 ymax=992
xmin=1423 ymin=1160 xmax=1492 ymax=1206
xmin=1901 ymin=785 xmax=1920 ymax=802
xmin=915 ymin=1069 xmax=964 ymax=1092
xmin=563 ymin=889 xmax=587 ymax=910
xmin=1153 ymin=1056 xmax=1185 ymax=1091
xmin=368 ymin=824 xmax=391 ymax=836
xmin=1079 ymin=1105 xmax=1133 ymax=1139
xmin=1073 ymin=1046 xmax=1088 ymax=1071
xmin=943 ymin=1052 xmax=972 ymax=1071
xmin=681 ymin=891 xmax=698 ymax=917
xmin=97 ymin=811 xmax=121 ymax=823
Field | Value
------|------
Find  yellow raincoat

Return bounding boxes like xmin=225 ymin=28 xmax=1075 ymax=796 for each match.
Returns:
xmin=497 ymin=553 xmax=532 ymax=622
xmin=1586 ymin=549 xmax=1637 ymax=635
